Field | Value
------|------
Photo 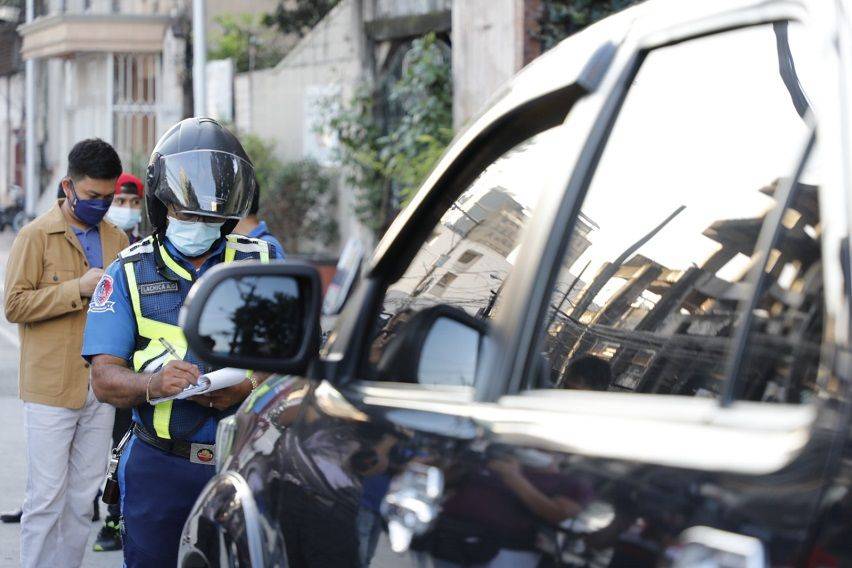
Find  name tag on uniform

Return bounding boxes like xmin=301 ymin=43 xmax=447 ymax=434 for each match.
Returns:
xmin=139 ymin=281 xmax=179 ymax=295
xmin=190 ymin=443 xmax=216 ymax=465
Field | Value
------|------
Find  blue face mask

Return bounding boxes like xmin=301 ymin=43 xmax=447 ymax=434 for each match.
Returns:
xmin=68 ymin=180 xmax=112 ymax=227
xmin=165 ymin=217 xmax=224 ymax=257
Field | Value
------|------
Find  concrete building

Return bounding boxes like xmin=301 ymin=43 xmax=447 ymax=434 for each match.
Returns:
xmin=229 ymin=0 xmax=551 ymax=254
xmin=12 ymin=0 xmax=278 ymax=216
xmin=0 ymin=9 xmax=23 ymax=208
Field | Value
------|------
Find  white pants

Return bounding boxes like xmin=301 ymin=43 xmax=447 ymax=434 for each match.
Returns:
xmin=20 ymin=387 xmax=114 ymax=568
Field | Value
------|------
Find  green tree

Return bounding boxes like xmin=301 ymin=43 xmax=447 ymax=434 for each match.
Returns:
xmin=262 ymin=159 xmax=338 ymax=254
xmin=239 ymin=132 xmax=281 ymax=194
xmin=325 ymin=33 xmax=453 ymax=235
xmin=208 ymin=14 xmax=286 ymax=73
xmin=264 ymin=0 xmax=340 ymax=37
xmin=241 ymin=132 xmax=338 ymax=253
xmin=536 ymin=0 xmax=643 ymax=52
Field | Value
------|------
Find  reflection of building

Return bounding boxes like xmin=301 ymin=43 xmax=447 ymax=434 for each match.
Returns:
xmin=448 ymin=186 xmax=526 ymax=256
xmin=386 ymin=187 xmax=528 ymax=315
xmin=549 ymin=179 xmax=822 ymax=402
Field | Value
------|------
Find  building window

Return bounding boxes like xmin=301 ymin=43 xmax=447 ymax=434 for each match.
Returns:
xmin=457 ymin=250 xmax=482 ymax=266
xmin=113 ymin=53 xmax=160 ymax=172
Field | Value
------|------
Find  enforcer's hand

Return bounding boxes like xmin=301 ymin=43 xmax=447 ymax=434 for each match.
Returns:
xmin=149 ymin=360 xmax=200 ymax=399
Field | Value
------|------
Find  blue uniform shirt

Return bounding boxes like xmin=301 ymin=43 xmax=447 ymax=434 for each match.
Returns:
xmin=248 ymin=221 xmax=285 ymax=259
xmin=72 ymin=225 xmax=103 ymax=268
xmin=82 ymin=236 xmax=281 ymax=442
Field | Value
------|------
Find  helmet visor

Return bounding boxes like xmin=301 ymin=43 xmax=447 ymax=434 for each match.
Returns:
xmin=155 ymin=150 xmax=256 ymax=219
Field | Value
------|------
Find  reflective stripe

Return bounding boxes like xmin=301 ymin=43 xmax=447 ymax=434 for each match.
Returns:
xmin=225 ymin=235 xmax=269 ymax=254
xmin=124 ymin=261 xmax=187 ymax=440
xmin=126 ymin=236 xmax=271 ymax=441
xmin=119 ymin=237 xmax=154 ymax=259
xmin=159 ymin=244 xmax=193 ymax=281
xmin=224 ymin=235 xmax=268 ymax=263
xmin=259 ymin=241 xmax=270 ymax=263
xmin=153 ymin=400 xmax=174 ymax=440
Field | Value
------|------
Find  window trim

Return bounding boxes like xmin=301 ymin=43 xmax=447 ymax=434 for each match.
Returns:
xmin=323 ymin=81 xmax=600 ymax=388
xmin=720 ymin=132 xmax=818 ymax=405
xmin=500 ymin=3 xmax=815 ymax=400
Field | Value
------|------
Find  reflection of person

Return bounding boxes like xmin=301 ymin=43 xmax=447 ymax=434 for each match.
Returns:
xmin=432 ymin=453 xmax=585 ymax=568
xmin=560 ymin=355 xmax=612 ymax=391
xmin=105 ymin=172 xmax=144 ymax=244
xmin=82 ymin=118 xmax=281 ymax=567
xmin=233 ymin=182 xmax=285 ymax=258
xmin=4 ymin=139 xmax=128 ymax=568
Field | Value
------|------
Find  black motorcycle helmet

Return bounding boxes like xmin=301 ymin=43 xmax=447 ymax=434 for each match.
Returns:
xmin=145 ymin=118 xmax=257 ymax=243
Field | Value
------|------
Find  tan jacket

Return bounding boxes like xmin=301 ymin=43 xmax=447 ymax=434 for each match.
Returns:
xmin=4 ymin=200 xmax=128 ymax=409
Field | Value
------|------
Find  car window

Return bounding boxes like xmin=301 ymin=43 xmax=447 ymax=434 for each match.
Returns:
xmin=731 ymin=178 xmax=823 ymax=404
xmin=528 ymin=23 xmax=823 ymax=401
xmin=367 ymin=125 xmax=568 ymax=385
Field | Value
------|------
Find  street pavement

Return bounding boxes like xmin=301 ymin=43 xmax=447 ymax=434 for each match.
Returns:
xmin=0 ymin=230 xmax=120 ymax=568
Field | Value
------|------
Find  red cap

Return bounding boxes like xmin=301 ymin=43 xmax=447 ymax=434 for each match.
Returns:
xmin=116 ymin=172 xmax=143 ymax=197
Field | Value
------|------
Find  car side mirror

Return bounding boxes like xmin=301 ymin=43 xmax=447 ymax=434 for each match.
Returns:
xmin=376 ymin=305 xmax=486 ymax=386
xmin=180 ymin=261 xmax=322 ymax=374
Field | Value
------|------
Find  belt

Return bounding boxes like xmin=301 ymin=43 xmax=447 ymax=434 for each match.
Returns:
xmin=133 ymin=424 xmax=217 ymax=466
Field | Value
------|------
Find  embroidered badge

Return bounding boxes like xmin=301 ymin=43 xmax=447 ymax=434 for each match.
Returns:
xmin=88 ymin=275 xmax=115 ymax=313
xmin=139 ymin=281 xmax=179 ymax=295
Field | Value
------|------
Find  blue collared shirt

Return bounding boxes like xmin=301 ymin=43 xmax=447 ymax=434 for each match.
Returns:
xmin=82 ymin=237 xmax=282 ymax=441
xmin=72 ymin=225 xmax=103 ymax=268
xmin=248 ymin=220 xmax=285 ymax=259
xmin=82 ymin=237 xmax=233 ymax=364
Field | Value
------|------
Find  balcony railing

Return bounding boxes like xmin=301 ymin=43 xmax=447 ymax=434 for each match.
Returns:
xmin=38 ymin=0 xmax=181 ymax=18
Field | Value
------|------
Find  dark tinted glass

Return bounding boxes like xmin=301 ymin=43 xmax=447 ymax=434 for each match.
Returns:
xmin=198 ymin=275 xmax=304 ymax=358
xmin=733 ymin=181 xmax=823 ymax=404
xmin=369 ymin=126 xmax=566 ymax=384
xmin=533 ymin=24 xmax=820 ymax=399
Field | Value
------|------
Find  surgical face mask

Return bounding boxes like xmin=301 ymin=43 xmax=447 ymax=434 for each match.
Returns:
xmin=105 ymin=206 xmax=141 ymax=231
xmin=165 ymin=216 xmax=224 ymax=257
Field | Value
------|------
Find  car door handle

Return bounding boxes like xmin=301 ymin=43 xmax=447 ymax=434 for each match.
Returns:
xmin=380 ymin=463 xmax=444 ymax=554
xmin=670 ymin=526 xmax=767 ymax=568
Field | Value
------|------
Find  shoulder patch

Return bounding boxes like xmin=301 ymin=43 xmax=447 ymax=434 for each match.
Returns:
xmin=88 ymin=275 xmax=115 ymax=313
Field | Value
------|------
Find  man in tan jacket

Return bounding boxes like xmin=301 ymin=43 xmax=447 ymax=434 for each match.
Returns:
xmin=4 ymin=139 xmax=128 ymax=568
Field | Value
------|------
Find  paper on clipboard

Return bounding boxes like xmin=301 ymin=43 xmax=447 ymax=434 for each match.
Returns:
xmin=149 ymin=367 xmax=247 ymax=405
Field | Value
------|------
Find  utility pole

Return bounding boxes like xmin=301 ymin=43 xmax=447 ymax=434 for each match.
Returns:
xmin=24 ymin=0 xmax=35 ymax=216
xmin=192 ymin=0 xmax=207 ymax=117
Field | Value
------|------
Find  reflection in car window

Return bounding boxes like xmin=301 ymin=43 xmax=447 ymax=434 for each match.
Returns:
xmin=532 ymin=24 xmax=822 ymax=401
xmin=369 ymin=126 xmax=566 ymax=384
xmin=734 ymin=181 xmax=823 ymax=404
xmin=199 ymin=275 xmax=304 ymax=358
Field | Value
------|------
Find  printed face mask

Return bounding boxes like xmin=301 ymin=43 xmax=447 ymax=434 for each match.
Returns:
xmin=105 ymin=206 xmax=141 ymax=231
xmin=165 ymin=217 xmax=224 ymax=257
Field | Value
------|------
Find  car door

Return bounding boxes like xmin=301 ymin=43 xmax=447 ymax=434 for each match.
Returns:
xmin=318 ymin=3 xmax=842 ymax=568
xmin=479 ymin=2 xmax=850 ymax=567
xmin=183 ymin=2 xmax=847 ymax=568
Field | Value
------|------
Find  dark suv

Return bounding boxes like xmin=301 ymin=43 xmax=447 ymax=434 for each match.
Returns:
xmin=177 ymin=1 xmax=852 ymax=566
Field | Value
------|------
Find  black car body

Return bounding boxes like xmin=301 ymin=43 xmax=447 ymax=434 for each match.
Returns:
xmin=178 ymin=1 xmax=852 ymax=566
